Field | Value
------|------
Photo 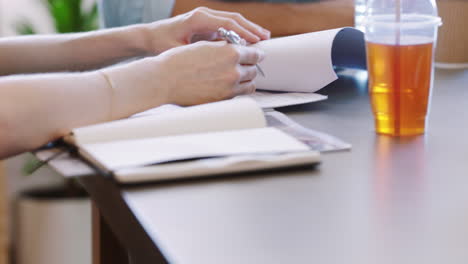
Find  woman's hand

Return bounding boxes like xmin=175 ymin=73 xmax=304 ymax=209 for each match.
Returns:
xmin=157 ymin=41 xmax=265 ymax=105
xmin=103 ymin=40 xmax=264 ymax=113
xmin=143 ymin=7 xmax=271 ymax=55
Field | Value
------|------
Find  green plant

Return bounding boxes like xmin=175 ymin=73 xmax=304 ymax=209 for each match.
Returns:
xmin=16 ymin=0 xmax=98 ymax=35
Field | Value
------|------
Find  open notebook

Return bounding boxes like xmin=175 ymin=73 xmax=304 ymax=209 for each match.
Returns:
xmin=66 ymin=98 xmax=320 ymax=183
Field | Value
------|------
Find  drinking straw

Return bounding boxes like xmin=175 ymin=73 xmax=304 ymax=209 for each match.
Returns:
xmin=394 ymin=0 xmax=402 ymax=135
xmin=396 ymin=0 xmax=401 ymax=43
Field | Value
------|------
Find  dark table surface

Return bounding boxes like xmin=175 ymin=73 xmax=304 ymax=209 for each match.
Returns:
xmin=121 ymin=69 xmax=468 ymax=264
xmin=45 ymin=68 xmax=468 ymax=264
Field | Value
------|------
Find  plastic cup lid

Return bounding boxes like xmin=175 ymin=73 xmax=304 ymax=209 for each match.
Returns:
xmin=364 ymin=14 xmax=442 ymax=29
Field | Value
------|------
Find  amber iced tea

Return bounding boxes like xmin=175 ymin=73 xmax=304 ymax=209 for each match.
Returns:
xmin=367 ymin=40 xmax=434 ymax=136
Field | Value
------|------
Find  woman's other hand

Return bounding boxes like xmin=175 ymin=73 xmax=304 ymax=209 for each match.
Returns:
xmin=157 ymin=41 xmax=265 ymax=105
xmin=143 ymin=7 xmax=271 ymax=55
xmin=102 ymin=40 xmax=265 ymax=115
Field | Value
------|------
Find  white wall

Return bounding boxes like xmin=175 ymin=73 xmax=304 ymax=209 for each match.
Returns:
xmin=0 ymin=0 xmax=54 ymax=36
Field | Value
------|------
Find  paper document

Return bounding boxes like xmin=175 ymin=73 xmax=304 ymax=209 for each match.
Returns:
xmin=265 ymin=110 xmax=351 ymax=152
xmin=252 ymin=28 xmax=341 ymax=93
xmin=251 ymin=27 xmax=366 ymax=93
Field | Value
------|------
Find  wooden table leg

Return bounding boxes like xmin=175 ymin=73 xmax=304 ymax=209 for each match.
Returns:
xmin=0 ymin=162 xmax=8 ymax=264
xmin=92 ymin=202 xmax=129 ymax=264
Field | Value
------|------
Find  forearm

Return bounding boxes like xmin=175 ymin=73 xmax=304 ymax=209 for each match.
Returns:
xmin=172 ymin=0 xmax=354 ymax=37
xmin=0 ymin=25 xmax=151 ymax=76
xmin=0 ymin=59 xmax=168 ymax=158
xmin=0 ymin=72 xmax=109 ymax=157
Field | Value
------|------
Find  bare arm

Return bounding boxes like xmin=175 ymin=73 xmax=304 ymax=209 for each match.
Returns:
xmin=0 ymin=7 xmax=268 ymax=159
xmin=0 ymin=63 xmax=170 ymax=158
xmin=0 ymin=42 xmax=263 ymax=158
xmin=0 ymin=7 xmax=267 ymax=159
xmin=0 ymin=25 xmax=152 ymax=76
xmin=0 ymin=6 xmax=270 ymax=76
xmin=0 ymin=72 xmax=111 ymax=157
xmin=172 ymin=0 xmax=354 ymax=37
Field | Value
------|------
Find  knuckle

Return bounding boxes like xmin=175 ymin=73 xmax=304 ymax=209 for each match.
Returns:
xmin=249 ymin=81 xmax=257 ymax=93
xmin=250 ymin=67 xmax=258 ymax=79
xmin=239 ymin=86 xmax=249 ymax=95
xmin=243 ymin=82 xmax=256 ymax=94
xmin=229 ymin=69 xmax=241 ymax=83
xmin=217 ymin=86 xmax=234 ymax=99
xmin=232 ymin=12 xmax=243 ymax=19
xmin=194 ymin=6 xmax=208 ymax=12
xmin=193 ymin=6 xmax=207 ymax=13
xmin=224 ymin=45 xmax=240 ymax=62
xmin=250 ymin=51 xmax=260 ymax=63
xmin=223 ymin=18 xmax=237 ymax=28
xmin=188 ymin=8 xmax=206 ymax=21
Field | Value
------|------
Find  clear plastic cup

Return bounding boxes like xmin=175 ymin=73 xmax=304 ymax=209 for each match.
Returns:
xmin=365 ymin=0 xmax=442 ymax=136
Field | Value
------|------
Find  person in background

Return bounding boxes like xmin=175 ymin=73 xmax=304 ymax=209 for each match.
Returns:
xmin=0 ymin=7 xmax=268 ymax=159
xmin=99 ymin=0 xmax=354 ymax=37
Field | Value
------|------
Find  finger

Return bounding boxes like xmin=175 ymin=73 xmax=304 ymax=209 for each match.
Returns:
xmin=238 ymin=65 xmax=258 ymax=82
xmin=233 ymin=81 xmax=256 ymax=96
xmin=235 ymin=45 xmax=265 ymax=65
xmin=190 ymin=32 xmax=218 ymax=43
xmin=187 ymin=9 xmax=265 ymax=43
xmin=218 ymin=16 xmax=261 ymax=44
xmin=206 ymin=9 xmax=271 ymax=41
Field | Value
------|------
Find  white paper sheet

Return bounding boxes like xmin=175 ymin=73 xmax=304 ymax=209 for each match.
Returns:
xmin=80 ymin=127 xmax=310 ymax=170
xmin=265 ymin=110 xmax=352 ymax=152
xmin=252 ymin=28 xmax=342 ymax=93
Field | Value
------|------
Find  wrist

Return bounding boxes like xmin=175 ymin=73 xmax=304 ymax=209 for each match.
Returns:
xmin=123 ymin=24 xmax=156 ymax=57
xmin=142 ymin=56 xmax=171 ymax=105
xmin=139 ymin=21 xmax=178 ymax=55
xmin=96 ymin=70 xmax=116 ymax=120
xmin=99 ymin=58 xmax=170 ymax=118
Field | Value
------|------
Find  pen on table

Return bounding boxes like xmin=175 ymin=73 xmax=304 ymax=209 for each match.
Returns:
xmin=217 ymin=27 xmax=266 ymax=77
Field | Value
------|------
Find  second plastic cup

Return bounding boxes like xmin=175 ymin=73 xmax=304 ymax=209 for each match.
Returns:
xmin=365 ymin=0 xmax=442 ymax=136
